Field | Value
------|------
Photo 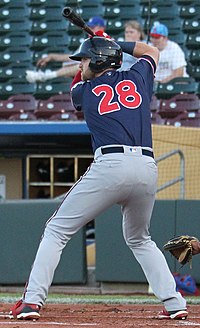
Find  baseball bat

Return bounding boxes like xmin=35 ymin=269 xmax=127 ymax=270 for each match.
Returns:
xmin=62 ymin=7 xmax=95 ymax=37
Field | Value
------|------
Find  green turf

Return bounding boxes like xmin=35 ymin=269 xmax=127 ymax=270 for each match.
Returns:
xmin=1 ymin=293 xmax=200 ymax=305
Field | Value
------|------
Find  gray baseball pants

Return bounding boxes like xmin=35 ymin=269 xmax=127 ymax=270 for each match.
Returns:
xmin=24 ymin=145 xmax=186 ymax=311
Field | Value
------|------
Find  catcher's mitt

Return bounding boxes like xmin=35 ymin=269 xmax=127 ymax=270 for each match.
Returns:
xmin=163 ymin=235 xmax=199 ymax=267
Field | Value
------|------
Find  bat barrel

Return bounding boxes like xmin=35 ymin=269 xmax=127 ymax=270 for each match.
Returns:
xmin=62 ymin=7 xmax=72 ymax=18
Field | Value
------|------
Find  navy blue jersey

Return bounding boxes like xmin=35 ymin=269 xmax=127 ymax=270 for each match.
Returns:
xmin=71 ymin=55 xmax=156 ymax=153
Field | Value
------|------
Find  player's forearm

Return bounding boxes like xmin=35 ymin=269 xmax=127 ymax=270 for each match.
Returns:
xmin=118 ymin=41 xmax=159 ymax=66
xmin=133 ymin=42 xmax=159 ymax=65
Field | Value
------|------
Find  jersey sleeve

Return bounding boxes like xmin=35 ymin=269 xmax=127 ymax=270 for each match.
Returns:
xmin=131 ymin=55 xmax=156 ymax=94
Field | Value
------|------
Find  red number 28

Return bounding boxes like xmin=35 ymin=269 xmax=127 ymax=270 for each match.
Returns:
xmin=92 ymin=80 xmax=142 ymax=115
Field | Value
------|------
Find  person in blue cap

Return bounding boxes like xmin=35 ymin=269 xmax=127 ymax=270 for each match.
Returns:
xmin=26 ymin=16 xmax=106 ymax=83
xmin=150 ymin=22 xmax=188 ymax=83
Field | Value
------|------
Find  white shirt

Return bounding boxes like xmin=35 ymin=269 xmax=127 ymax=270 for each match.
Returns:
xmin=155 ymin=40 xmax=188 ymax=82
xmin=118 ymin=52 xmax=138 ymax=71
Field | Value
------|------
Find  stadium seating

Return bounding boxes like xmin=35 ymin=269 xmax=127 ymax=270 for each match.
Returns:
xmin=151 ymin=112 xmax=165 ymax=125
xmin=29 ymin=6 xmax=64 ymax=21
xmin=182 ymin=16 xmax=200 ymax=34
xmin=0 ymin=79 xmax=36 ymax=100
xmin=106 ymin=19 xmax=124 ymax=36
xmin=48 ymin=112 xmax=78 ymax=121
xmin=8 ymin=112 xmax=37 ymax=121
xmin=0 ymin=20 xmax=31 ymax=34
xmin=0 ymin=94 xmax=37 ymax=119
xmin=159 ymin=93 xmax=200 ymax=119
xmin=150 ymin=94 xmax=160 ymax=112
xmin=0 ymin=7 xmax=30 ymax=20
xmin=179 ymin=2 xmax=200 ymax=18
xmin=155 ymin=77 xmax=199 ymax=99
xmin=0 ymin=0 xmax=199 ymax=125
xmin=31 ymin=32 xmax=69 ymax=51
xmin=0 ymin=32 xmax=32 ymax=50
xmin=187 ymin=64 xmax=200 ymax=81
xmin=34 ymin=93 xmax=74 ymax=119
xmin=34 ymin=78 xmax=70 ymax=100
xmin=32 ymin=46 xmax=68 ymax=67
xmin=165 ymin=112 xmax=200 ymax=127
xmin=29 ymin=0 xmax=65 ymax=6
xmin=0 ymin=62 xmax=34 ymax=82
xmin=0 ymin=0 xmax=31 ymax=8
xmin=185 ymin=32 xmax=200 ymax=49
xmin=0 ymin=47 xmax=33 ymax=65
xmin=30 ymin=20 xmax=68 ymax=35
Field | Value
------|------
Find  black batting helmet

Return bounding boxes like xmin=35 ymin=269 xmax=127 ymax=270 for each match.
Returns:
xmin=69 ymin=36 xmax=122 ymax=73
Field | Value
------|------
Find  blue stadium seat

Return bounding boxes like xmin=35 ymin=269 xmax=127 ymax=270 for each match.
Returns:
xmin=31 ymin=32 xmax=69 ymax=51
xmin=179 ymin=2 xmax=200 ymax=18
xmin=187 ymin=64 xmax=200 ymax=81
xmin=182 ymin=16 xmax=200 ymax=34
xmin=0 ymin=32 xmax=32 ymax=50
xmin=68 ymin=22 xmax=84 ymax=36
xmin=0 ymin=7 xmax=30 ymax=20
xmin=170 ymin=32 xmax=186 ymax=46
xmin=119 ymin=3 xmax=142 ymax=21
xmin=68 ymin=35 xmax=85 ymax=52
xmin=142 ymin=3 xmax=179 ymax=20
xmin=155 ymin=77 xmax=199 ymax=99
xmin=31 ymin=20 xmax=68 ymax=35
xmin=185 ymin=32 xmax=200 ymax=49
xmin=189 ymin=49 xmax=200 ymax=65
xmin=0 ymin=47 xmax=33 ymax=65
xmin=103 ymin=4 xmax=120 ymax=19
xmin=29 ymin=0 xmax=65 ymax=6
xmin=30 ymin=6 xmax=64 ymax=20
xmin=0 ymin=0 xmax=31 ymax=8
xmin=0 ymin=20 xmax=31 ymax=35
xmin=0 ymin=62 xmax=34 ymax=82
xmin=32 ymin=46 xmax=68 ymax=66
xmin=106 ymin=18 xmax=124 ymax=35
xmin=0 ymin=79 xmax=36 ymax=100
xmin=34 ymin=78 xmax=70 ymax=99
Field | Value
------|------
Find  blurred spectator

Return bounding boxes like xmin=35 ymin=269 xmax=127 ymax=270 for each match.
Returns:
xmin=119 ymin=20 xmax=146 ymax=71
xmin=26 ymin=16 xmax=106 ymax=83
xmin=150 ymin=22 xmax=188 ymax=83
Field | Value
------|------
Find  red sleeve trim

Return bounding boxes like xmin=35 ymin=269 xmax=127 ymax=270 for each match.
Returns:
xmin=70 ymin=70 xmax=82 ymax=90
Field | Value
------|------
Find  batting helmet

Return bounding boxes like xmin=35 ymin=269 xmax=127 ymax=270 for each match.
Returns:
xmin=69 ymin=36 xmax=122 ymax=73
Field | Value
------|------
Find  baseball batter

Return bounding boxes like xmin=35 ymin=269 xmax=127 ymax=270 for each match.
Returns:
xmin=10 ymin=34 xmax=188 ymax=320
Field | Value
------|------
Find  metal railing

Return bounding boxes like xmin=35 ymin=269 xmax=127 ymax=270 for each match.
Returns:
xmin=156 ymin=149 xmax=185 ymax=199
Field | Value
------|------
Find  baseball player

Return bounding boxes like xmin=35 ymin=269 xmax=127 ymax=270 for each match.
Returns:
xmin=10 ymin=34 xmax=188 ymax=320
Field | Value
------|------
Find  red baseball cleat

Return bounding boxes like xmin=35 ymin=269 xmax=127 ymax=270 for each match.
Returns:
xmin=9 ymin=299 xmax=40 ymax=320
xmin=157 ymin=308 xmax=188 ymax=320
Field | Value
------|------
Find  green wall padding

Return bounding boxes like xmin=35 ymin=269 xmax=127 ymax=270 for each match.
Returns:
xmin=0 ymin=200 xmax=86 ymax=284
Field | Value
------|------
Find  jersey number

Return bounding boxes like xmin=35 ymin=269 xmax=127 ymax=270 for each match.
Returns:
xmin=92 ymin=80 xmax=142 ymax=115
